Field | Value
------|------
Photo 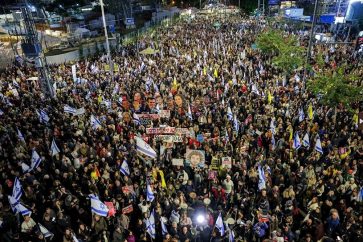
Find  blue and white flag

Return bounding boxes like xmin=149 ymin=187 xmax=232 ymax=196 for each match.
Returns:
xmin=120 ymin=160 xmax=130 ymax=176
xmin=298 ymin=108 xmax=305 ymax=122
xmin=12 ymin=177 xmax=22 ymax=201
xmin=251 ymin=83 xmax=260 ymax=95
xmin=228 ymin=226 xmax=235 ymax=242
xmin=215 ymin=213 xmax=225 ymax=236
xmin=112 ymin=83 xmax=119 ymax=96
xmin=135 ymin=136 xmax=157 ymax=158
xmin=258 ymin=165 xmax=266 ymax=190
xmin=270 ymin=119 xmax=276 ymax=134
xmin=72 ymin=233 xmax=80 ymax=242
xmin=0 ymin=109 xmax=3 ymax=116
xmin=133 ymin=113 xmax=140 ymax=126
xmin=161 ymin=217 xmax=168 ymax=236
xmin=37 ymin=109 xmax=50 ymax=124
xmin=146 ymin=182 xmax=155 ymax=202
xmin=102 ymin=99 xmax=111 ymax=109
xmin=39 ymin=223 xmax=54 ymax=239
xmin=64 ymin=105 xmax=77 ymax=114
xmin=89 ymin=194 xmax=109 ymax=217
xmin=21 ymin=163 xmax=30 ymax=173
xmin=225 ymin=129 xmax=229 ymax=142
xmin=146 ymin=210 xmax=156 ymax=239
xmin=227 ymin=106 xmax=233 ymax=121
xmin=17 ymin=128 xmax=25 ymax=143
xmin=90 ymin=115 xmax=102 ymax=130
xmin=315 ymin=135 xmax=323 ymax=154
xmin=51 ymin=138 xmax=60 ymax=156
xmin=358 ymin=187 xmax=363 ymax=202
xmin=187 ymin=104 xmax=193 ymax=121
xmin=233 ymin=115 xmax=239 ymax=132
xmin=30 ymin=150 xmax=41 ymax=171
xmin=293 ymin=132 xmax=301 ymax=150
xmin=303 ymin=133 xmax=310 ymax=148
xmin=156 ymin=104 xmax=160 ymax=113
xmin=13 ymin=80 xmax=20 ymax=89
xmin=8 ymin=196 xmax=31 ymax=216
xmin=271 ymin=133 xmax=276 ymax=150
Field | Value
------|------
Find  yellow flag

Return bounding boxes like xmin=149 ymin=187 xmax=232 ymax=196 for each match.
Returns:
xmin=214 ymin=69 xmax=218 ymax=78
xmin=159 ymin=170 xmax=166 ymax=188
xmin=173 ymin=77 xmax=177 ymax=86
xmin=308 ymin=103 xmax=313 ymax=120
xmin=203 ymin=67 xmax=207 ymax=76
xmin=193 ymin=50 xmax=197 ymax=58
xmin=352 ymin=113 xmax=358 ymax=125
xmin=289 ymin=128 xmax=293 ymax=141
xmin=97 ymin=95 xmax=102 ymax=104
xmin=267 ymin=91 xmax=273 ymax=104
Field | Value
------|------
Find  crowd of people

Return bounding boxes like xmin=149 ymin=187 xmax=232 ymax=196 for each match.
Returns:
xmin=0 ymin=11 xmax=362 ymax=242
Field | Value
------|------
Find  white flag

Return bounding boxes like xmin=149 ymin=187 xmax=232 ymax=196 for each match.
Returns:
xmin=21 ymin=163 xmax=30 ymax=173
xmin=89 ymin=194 xmax=109 ymax=217
xmin=133 ymin=113 xmax=140 ymax=126
xmin=135 ymin=136 xmax=156 ymax=158
xmin=187 ymin=104 xmax=193 ymax=121
xmin=51 ymin=139 xmax=60 ymax=156
xmin=161 ymin=217 xmax=168 ymax=236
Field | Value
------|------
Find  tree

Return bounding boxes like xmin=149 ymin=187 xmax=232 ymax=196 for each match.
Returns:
xmin=256 ymin=28 xmax=305 ymax=75
xmin=307 ymin=62 xmax=363 ymax=111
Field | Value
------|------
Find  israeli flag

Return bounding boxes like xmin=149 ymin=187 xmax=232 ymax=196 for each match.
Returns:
xmin=358 ymin=187 xmax=363 ymax=202
xmin=161 ymin=217 xmax=168 ymax=236
xmin=293 ymin=132 xmax=301 ymax=150
xmin=258 ymin=165 xmax=266 ymax=190
xmin=225 ymin=129 xmax=229 ymax=142
xmin=222 ymin=98 xmax=225 ymax=107
xmin=303 ymin=133 xmax=310 ymax=148
xmin=17 ymin=128 xmax=25 ymax=143
xmin=120 ymin=160 xmax=130 ymax=176
xmin=39 ymin=223 xmax=54 ymax=239
xmin=135 ymin=136 xmax=157 ymax=158
xmin=64 ymin=105 xmax=77 ymax=114
xmin=30 ymin=150 xmax=41 ymax=171
xmin=228 ymin=227 xmax=235 ymax=242
xmin=13 ymin=80 xmax=20 ymax=89
xmin=227 ymin=106 xmax=233 ymax=121
xmin=187 ymin=104 xmax=193 ymax=121
xmin=251 ymin=83 xmax=260 ymax=95
xmin=146 ymin=210 xmax=156 ymax=239
xmin=90 ymin=115 xmax=102 ymax=130
xmin=0 ymin=109 xmax=3 ymax=116
xmin=102 ymin=99 xmax=111 ymax=109
xmin=298 ymin=108 xmax=305 ymax=122
xmin=37 ymin=109 xmax=50 ymax=124
xmin=8 ymin=196 xmax=31 ymax=216
xmin=21 ymin=163 xmax=30 ymax=173
xmin=315 ymin=135 xmax=323 ymax=154
xmin=233 ymin=115 xmax=239 ymax=132
xmin=12 ymin=177 xmax=22 ymax=201
xmin=215 ymin=213 xmax=225 ymax=236
xmin=112 ymin=83 xmax=119 ymax=96
xmin=89 ymin=194 xmax=109 ymax=217
xmin=72 ymin=233 xmax=80 ymax=242
xmin=270 ymin=119 xmax=276 ymax=134
xmin=133 ymin=113 xmax=140 ymax=126
xmin=51 ymin=139 xmax=60 ymax=156
xmin=271 ymin=133 xmax=276 ymax=150
xmin=146 ymin=182 xmax=155 ymax=202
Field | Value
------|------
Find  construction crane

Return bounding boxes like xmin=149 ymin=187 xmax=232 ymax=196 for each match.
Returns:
xmin=8 ymin=0 xmax=54 ymax=98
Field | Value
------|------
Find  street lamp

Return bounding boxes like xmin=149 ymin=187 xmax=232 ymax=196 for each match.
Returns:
xmin=99 ymin=0 xmax=114 ymax=81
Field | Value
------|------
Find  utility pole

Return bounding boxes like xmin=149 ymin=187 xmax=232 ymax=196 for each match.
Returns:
xmin=100 ymin=0 xmax=114 ymax=81
xmin=303 ymin=0 xmax=319 ymax=86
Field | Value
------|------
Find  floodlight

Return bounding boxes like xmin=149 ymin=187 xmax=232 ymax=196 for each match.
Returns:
xmin=196 ymin=214 xmax=206 ymax=224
